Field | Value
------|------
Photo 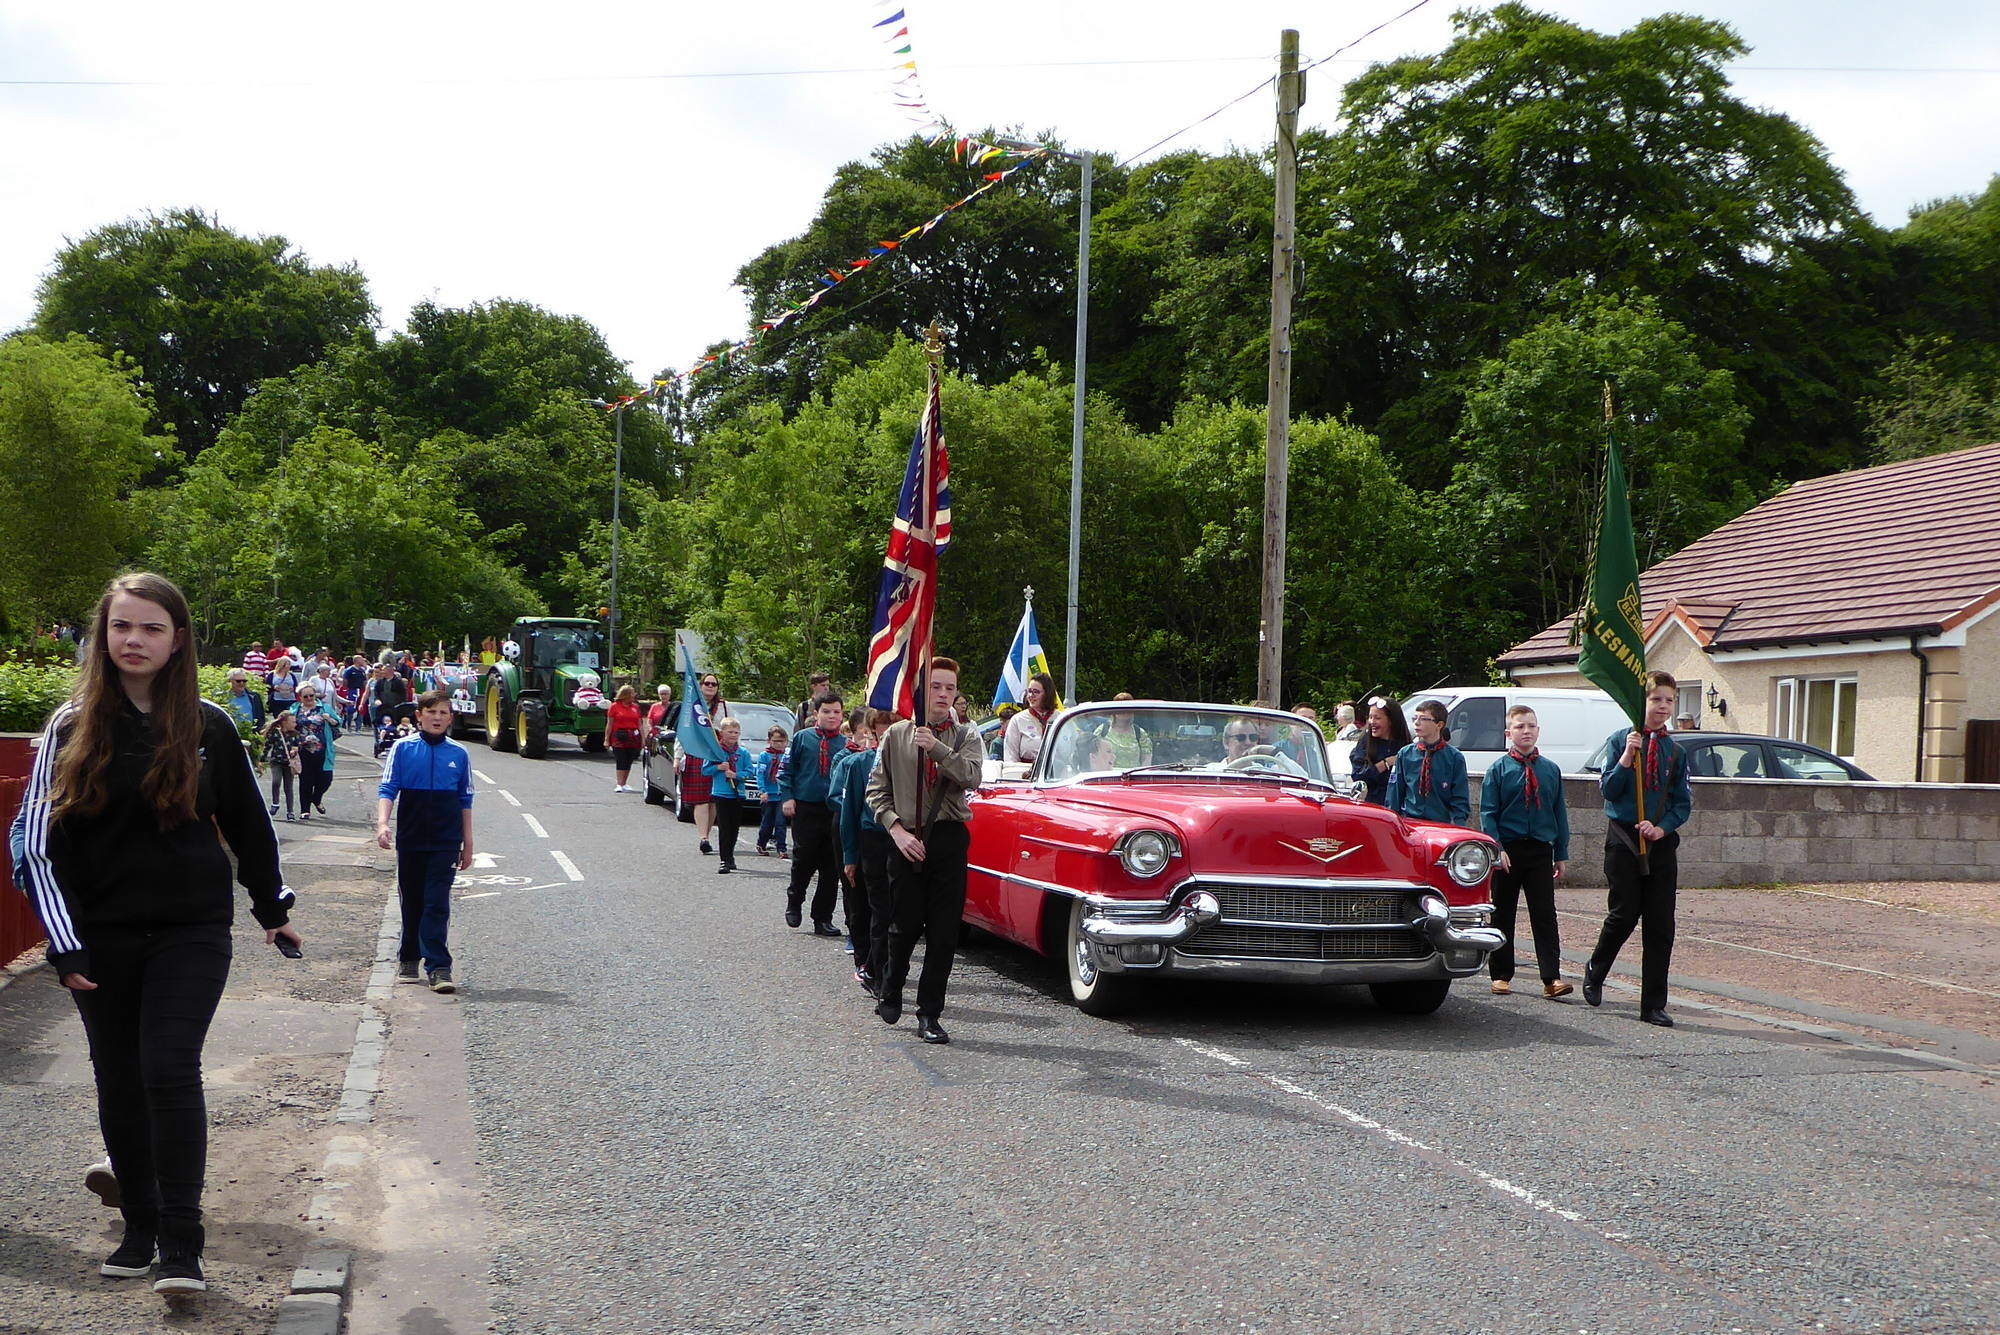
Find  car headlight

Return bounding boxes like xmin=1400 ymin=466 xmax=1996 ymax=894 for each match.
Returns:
xmin=1117 ymin=830 xmax=1179 ymax=878
xmin=1441 ymin=841 xmax=1495 ymax=886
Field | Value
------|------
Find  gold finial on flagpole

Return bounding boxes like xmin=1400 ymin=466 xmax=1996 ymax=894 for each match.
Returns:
xmin=1602 ymin=379 xmax=1615 ymax=423
xmin=923 ymin=322 xmax=945 ymax=364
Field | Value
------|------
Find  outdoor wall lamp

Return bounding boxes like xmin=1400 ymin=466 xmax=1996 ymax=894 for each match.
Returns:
xmin=1707 ymin=683 xmax=1728 ymax=717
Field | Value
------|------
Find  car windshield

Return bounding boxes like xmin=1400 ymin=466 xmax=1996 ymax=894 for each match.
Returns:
xmin=529 ymin=625 xmax=602 ymax=669
xmin=1040 ymin=705 xmax=1331 ymax=784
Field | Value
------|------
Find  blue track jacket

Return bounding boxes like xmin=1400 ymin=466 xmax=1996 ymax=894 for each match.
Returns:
xmin=378 ymin=731 xmax=473 ymax=850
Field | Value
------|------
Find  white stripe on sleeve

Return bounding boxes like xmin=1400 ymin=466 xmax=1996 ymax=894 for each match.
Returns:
xmin=21 ymin=704 xmax=85 ymax=956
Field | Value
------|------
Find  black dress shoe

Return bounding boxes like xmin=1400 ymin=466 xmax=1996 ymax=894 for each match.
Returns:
xmin=855 ymin=967 xmax=877 ymax=996
xmin=700 ymin=840 xmax=713 ymax=856
xmin=875 ymin=998 xmax=902 ymax=1025
xmin=812 ymin=921 xmax=843 ymax=938
xmin=1582 ymin=966 xmax=1604 ymax=1008
xmin=717 ymin=863 xmax=733 ymax=874
xmin=784 ymin=906 xmax=802 ymax=928
xmin=1640 ymin=1008 xmax=1674 ymax=1027
xmin=916 ymin=1015 xmax=949 ymax=1044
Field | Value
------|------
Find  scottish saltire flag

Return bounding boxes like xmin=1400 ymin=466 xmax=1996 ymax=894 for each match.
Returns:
xmin=677 ymin=641 xmax=724 ymax=763
xmin=863 ymin=362 xmax=951 ymax=716
xmin=992 ymin=596 xmax=1059 ymax=708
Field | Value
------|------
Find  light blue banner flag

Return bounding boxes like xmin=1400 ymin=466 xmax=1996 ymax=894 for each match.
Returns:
xmin=677 ymin=641 xmax=724 ymax=763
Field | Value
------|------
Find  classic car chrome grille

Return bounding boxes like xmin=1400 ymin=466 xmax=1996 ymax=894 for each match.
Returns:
xmin=1177 ymin=925 xmax=1432 ymax=961
xmin=1206 ymin=886 xmax=1407 ymax=926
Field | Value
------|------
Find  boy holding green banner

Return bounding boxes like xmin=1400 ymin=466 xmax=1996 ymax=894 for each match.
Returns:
xmin=1575 ymin=427 xmax=1695 ymax=1026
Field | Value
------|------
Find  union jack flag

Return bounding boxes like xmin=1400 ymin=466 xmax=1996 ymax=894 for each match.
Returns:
xmin=863 ymin=361 xmax=951 ymax=717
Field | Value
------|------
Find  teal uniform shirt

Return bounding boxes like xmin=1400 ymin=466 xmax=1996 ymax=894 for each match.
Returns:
xmin=1386 ymin=741 xmax=1469 ymax=824
xmin=1479 ymin=753 xmax=1570 ymax=861
xmin=1598 ymin=727 xmax=1693 ymax=834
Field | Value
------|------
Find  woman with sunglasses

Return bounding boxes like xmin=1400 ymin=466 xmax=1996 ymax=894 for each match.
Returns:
xmin=680 ymin=673 xmax=728 ymax=854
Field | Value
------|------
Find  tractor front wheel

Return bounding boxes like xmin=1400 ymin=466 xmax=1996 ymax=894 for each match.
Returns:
xmin=517 ymin=697 xmax=551 ymax=759
xmin=484 ymin=677 xmax=516 ymax=753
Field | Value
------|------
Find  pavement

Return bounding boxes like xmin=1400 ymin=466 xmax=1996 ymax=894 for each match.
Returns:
xmin=0 ymin=736 xmax=1995 ymax=1333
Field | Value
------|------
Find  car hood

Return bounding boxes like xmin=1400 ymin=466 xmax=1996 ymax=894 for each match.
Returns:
xmin=1036 ymin=779 xmax=1439 ymax=882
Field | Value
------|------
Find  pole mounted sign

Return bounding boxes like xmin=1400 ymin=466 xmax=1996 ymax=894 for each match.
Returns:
xmin=362 ymin=618 xmax=396 ymax=643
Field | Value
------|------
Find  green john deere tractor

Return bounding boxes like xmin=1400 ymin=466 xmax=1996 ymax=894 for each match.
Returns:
xmin=473 ymin=617 xmax=610 ymax=759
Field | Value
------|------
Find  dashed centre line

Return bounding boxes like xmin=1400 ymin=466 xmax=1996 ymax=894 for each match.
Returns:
xmin=473 ymin=769 xmax=494 ymax=785
xmin=551 ymin=850 xmax=585 ymax=882
xmin=1171 ymin=1035 xmax=1591 ymax=1227
xmin=522 ymin=813 xmax=549 ymax=839
xmin=496 ymin=789 xmax=522 ymax=807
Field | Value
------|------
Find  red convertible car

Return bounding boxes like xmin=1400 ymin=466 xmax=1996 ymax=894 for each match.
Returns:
xmin=965 ymin=702 xmax=1506 ymax=1016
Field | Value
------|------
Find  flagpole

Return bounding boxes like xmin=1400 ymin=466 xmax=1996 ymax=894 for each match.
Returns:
xmin=1605 ymin=381 xmax=1650 ymax=865
xmin=919 ymin=323 xmax=945 ymax=833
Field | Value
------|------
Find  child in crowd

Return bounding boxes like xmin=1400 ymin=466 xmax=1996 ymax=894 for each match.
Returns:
xmin=1385 ymin=698 xmax=1468 ymax=825
xmin=260 ymin=710 xmax=302 ymax=821
xmin=703 ymin=717 xmax=754 ymax=873
xmin=1479 ymin=705 xmax=1572 ymax=999
xmin=829 ymin=706 xmax=878 ymax=960
xmin=756 ymin=725 xmax=790 ymax=857
xmin=833 ymin=709 xmax=898 ymax=995
xmin=376 ymin=690 xmax=475 ymax=993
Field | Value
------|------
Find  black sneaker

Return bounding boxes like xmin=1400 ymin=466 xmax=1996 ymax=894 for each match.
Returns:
xmin=100 ymin=1229 xmax=156 ymax=1278
xmin=428 ymin=968 xmax=456 ymax=994
xmin=85 ymin=1161 xmax=121 ymax=1209
xmin=153 ymin=1253 xmax=205 ymax=1294
xmin=699 ymin=840 xmax=714 ymax=856
xmin=397 ymin=959 xmax=421 ymax=983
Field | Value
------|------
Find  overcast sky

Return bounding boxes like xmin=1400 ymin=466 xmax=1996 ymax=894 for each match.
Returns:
xmin=3 ymin=1 xmax=1996 ymax=383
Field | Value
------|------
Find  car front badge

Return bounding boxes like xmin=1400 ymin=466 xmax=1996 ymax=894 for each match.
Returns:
xmin=1278 ymin=837 xmax=1359 ymax=865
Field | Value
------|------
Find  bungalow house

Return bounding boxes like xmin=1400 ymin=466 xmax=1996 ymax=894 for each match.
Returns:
xmin=1495 ymin=441 xmax=2000 ymax=783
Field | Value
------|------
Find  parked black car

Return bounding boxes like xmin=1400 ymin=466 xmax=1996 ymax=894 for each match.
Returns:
xmin=1582 ymin=731 xmax=1875 ymax=782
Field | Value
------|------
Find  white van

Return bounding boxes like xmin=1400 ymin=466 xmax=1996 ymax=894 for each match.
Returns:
xmin=1398 ymin=686 xmax=1629 ymax=776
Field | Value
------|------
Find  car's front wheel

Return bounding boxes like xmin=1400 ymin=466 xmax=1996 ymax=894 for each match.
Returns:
xmin=1065 ymin=897 xmax=1136 ymax=1017
xmin=1368 ymin=979 xmax=1451 ymax=1015
xmin=641 ymin=754 xmax=667 ymax=805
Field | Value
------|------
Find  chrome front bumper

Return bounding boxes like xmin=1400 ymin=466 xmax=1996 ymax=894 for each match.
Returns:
xmin=1081 ymin=891 xmax=1221 ymax=947
xmin=1411 ymin=893 xmax=1506 ymax=954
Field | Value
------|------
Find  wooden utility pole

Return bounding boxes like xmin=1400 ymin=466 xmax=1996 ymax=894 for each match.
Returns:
xmin=1258 ymin=29 xmax=1303 ymax=706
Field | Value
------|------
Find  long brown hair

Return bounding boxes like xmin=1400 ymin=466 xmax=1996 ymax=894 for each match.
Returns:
xmin=49 ymin=572 xmax=205 ymax=829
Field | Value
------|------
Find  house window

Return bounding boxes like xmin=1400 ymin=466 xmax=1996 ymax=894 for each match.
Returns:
xmin=1775 ymin=676 xmax=1857 ymax=757
xmin=1676 ymin=680 xmax=1703 ymax=729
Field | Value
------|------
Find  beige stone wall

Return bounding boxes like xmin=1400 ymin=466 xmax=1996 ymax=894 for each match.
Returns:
xmin=1959 ymin=613 xmax=2000 ymax=757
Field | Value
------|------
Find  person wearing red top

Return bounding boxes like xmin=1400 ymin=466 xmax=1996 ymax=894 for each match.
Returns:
xmin=606 ymin=684 xmax=644 ymax=793
xmin=642 ymin=682 xmax=673 ymax=746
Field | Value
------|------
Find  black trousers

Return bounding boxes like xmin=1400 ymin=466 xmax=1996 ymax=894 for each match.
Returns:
xmin=842 ymin=846 xmax=870 ymax=954
xmin=299 ymin=764 xmax=333 ymax=812
xmin=859 ymin=827 xmax=894 ymax=980
xmin=1489 ymin=839 xmax=1562 ymax=983
xmin=715 ymin=798 xmax=755 ymax=869
xmin=70 ymin=924 xmax=232 ymax=1254
xmin=881 ymin=820 xmax=969 ymax=1019
xmin=1589 ymin=828 xmax=1679 ymax=1012
xmin=786 ymin=801 xmax=840 ymax=926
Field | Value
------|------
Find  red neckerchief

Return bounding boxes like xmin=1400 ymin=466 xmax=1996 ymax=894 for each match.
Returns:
xmin=1416 ymin=739 xmax=1445 ymax=797
xmin=1509 ymin=747 xmax=1543 ymax=808
xmin=1030 ymin=705 xmax=1051 ymax=727
xmin=1642 ymin=728 xmax=1668 ymax=790
xmin=817 ymin=726 xmax=840 ymax=775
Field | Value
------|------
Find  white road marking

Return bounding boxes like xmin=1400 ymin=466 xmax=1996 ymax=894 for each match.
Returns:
xmin=551 ymin=850 xmax=585 ymax=882
xmin=1788 ymin=886 xmax=1949 ymax=917
xmin=461 ymin=881 xmax=570 ymax=900
xmin=308 ymin=834 xmax=369 ymax=845
xmin=1555 ymin=909 xmax=2000 ymax=1000
xmin=473 ymin=770 xmax=494 ymax=785
xmin=522 ymin=813 xmax=549 ymax=839
xmin=1172 ymin=1035 xmax=1591 ymax=1227
xmin=469 ymin=850 xmax=500 ymax=869
xmin=496 ymin=789 xmax=522 ymax=807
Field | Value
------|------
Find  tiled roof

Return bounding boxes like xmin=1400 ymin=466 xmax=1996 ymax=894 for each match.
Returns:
xmin=1498 ymin=441 xmax=2000 ymax=666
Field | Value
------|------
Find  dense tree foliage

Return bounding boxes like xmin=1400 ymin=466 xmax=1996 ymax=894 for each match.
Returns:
xmin=11 ymin=6 xmax=1992 ymax=705
xmin=0 ymin=335 xmax=169 ymax=625
xmin=32 ymin=209 xmax=375 ymax=455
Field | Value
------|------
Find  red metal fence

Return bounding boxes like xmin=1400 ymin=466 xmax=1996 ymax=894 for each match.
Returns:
xmin=0 ymin=775 xmax=40 ymax=967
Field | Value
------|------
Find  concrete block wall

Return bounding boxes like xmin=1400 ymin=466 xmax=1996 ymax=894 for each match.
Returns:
xmin=1458 ymin=775 xmax=2000 ymax=889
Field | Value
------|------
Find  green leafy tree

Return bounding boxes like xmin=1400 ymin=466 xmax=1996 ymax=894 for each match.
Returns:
xmin=1443 ymin=294 xmax=1751 ymax=658
xmin=1863 ymin=335 xmax=2000 ymax=464
xmin=1318 ymin=3 xmax=1882 ymax=485
xmin=0 ymin=334 xmax=171 ymax=623
xmin=33 ymin=209 xmax=375 ymax=455
xmin=1888 ymin=176 xmax=2000 ymax=353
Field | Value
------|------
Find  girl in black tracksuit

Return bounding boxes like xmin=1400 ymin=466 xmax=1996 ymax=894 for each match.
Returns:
xmin=20 ymin=573 xmax=300 ymax=1295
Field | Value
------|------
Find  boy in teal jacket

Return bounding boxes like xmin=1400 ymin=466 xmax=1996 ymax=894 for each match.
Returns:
xmin=1479 ymin=704 xmax=1572 ymax=999
xmin=1385 ymin=699 xmax=1469 ymax=825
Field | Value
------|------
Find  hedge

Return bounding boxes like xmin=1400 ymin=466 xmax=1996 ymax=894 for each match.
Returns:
xmin=0 ymin=661 xmax=262 ymax=742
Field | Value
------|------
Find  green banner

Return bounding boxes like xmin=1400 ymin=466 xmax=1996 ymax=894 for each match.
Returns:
xmin=1577 ymin=432 xmax=1648 ymax=727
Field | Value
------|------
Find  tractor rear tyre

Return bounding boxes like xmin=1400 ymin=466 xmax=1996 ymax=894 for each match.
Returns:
xmin=517 ymin=697 xmax=551 ymax=759
xmin=484 ymin=677 xmax=516 ymax=753
xmin=580 ymin=731 xmax=606 ymax=753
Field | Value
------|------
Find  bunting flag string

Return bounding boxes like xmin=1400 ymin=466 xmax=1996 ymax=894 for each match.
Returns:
xmin=874 ymin=0 xmax=946 ymax=139
xmin=642 ymin=147 xmax=1047 ymax=395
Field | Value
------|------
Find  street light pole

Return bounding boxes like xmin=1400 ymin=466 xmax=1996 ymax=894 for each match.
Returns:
xmin=587 ymin=398 xmax=626 ymax=683
xmin=1000 ymin=139 xmax=1092 ymax=704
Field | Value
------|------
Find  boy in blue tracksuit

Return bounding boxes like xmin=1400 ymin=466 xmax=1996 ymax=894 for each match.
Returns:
xmin=1480 ymin=704 xmax=1573 ymax=999
xmin=1385 ymin=698 xmax=1469 ymax=825
xmin=375 ymin=689 xmax=475 ymax=993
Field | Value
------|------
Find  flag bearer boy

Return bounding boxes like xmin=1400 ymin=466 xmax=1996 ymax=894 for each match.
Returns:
xmin=1479 ymin=705 xmax=1572 ymax=999
xmin=1584 ymin=671 xmax=1693 ymax=1026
